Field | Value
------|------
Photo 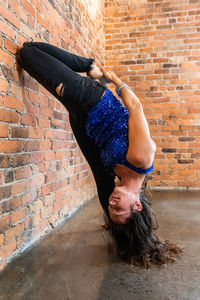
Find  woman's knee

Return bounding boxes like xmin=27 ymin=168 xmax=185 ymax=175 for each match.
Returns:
xmin=56 ymin=83 xmax=65 ymax=97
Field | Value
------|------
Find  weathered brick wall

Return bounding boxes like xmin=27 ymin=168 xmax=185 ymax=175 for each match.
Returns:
xmin=105 ymin=0 xmax=200 ymax=189
xmin=0 ymin=0 xmax=105 ymax=272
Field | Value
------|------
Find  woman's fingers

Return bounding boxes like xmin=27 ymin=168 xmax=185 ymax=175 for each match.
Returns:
xmin=100 ymin=66 xmax=110 ymax=79
xmin=100 ymin=67 xmax=119 ymax=84
xmin=100 ymin=67 xmax=112 ymax=77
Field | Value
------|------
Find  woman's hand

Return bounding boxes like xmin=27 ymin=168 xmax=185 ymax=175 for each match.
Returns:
xmin=100 ymin=67 xmax=122 ymax=86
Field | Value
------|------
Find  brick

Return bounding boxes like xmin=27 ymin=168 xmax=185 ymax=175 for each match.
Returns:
xmin=0 ymin=124 xmax=9 ymax=138
xmin=5 ymin=223 xmax=24 ymax=242
xmin=24 ymin=101 xmax=39 ymax=115
xmin=20 ymin=0 xmax=36 ymax=17
xmin=9 ymin=82 xmax=20 ymax=97
xmin=40 ymin=184 xmax=51 ymax=197
xmin=4 ymin=95 xmax=24 ymax=111
xmin=43 ymin=194 xmax=55 ymax=206
xmin=44 ymin=151 xmax=55 ymax=161
xmin=4 ymin=140 xmax=24 ymax=153
xmin=0 ymin=155 xmax=10 ymax=168
xmin=28 ymin=128 xmax=43 ymax=139
xmin=4 ymin=170 xmax=14 ymax=183
xmin=0 ymin=19 xmax=15 ymax=41
xmin=14 ymin=168 xmax=24 ymax=180
xmin=0 ymin=3 xmax=20 ymax=28
xmin=0 ymin=214 xmax=10 ymax=231
xmin=39 ymin=107 xmax=53 ymax=118
xmin=0 ymin=78 xmax=8 ymax=93
xmin=39 ymin=140 xmax=51 ymax=150
xmin=12 ymin=180 xmax=29 ymax=196
xmin=0 ymin=171 xmax=3 ymax=185
xmin=1 ymin=65 xmax=18 ymax=82
xmin=30 ymin=0 xmax=43 ymax=12
xmin=0 ymin=234 xmax=4 ymax=247
xmin=21 ymin=190 xmax=37 ymax=205
xmin=0 ymin=185 xmax=12 ymax=200
xmin=12 ymin=154 xmax=30 ymax=167
xmin=41 ymin=205 xmax=53 ymax=220
xmin=56 ymin=187 xmax=67 ymax=199
xmin=29 ymin=151 xmax=44 ymax=164
xmin=178 ymin=159 xmax=194 ymax=164
xmin=25 ymin=141 xmax=39 ymax=152
xmin=37 ymin=117 xmax=50 ymax=128
xmin=2 ymin=196 xmax=21 ymax=213
xmin=11 ymin=207 xmax=29 ymax=225
xmin=54 ymin=199 xmax=65 ymax=212
xmin=4 ymin=39 xmax=16 ymax=54
xmin=11 ymin=127 xmax=29 ymax=138
xmin=17 ymin=5 xmax=28 ymax=23
xmin=29 ymin=200 xmax=43 ymax=214
xmin=0 ymin=49 xmax=13 ymax=67
xmin=20 ymin=114 xmax=37 ymax=127
xmin=37 ymin=12 xmax=50 ymax=31
xmin=31 ymin=174 xmax=45 ymax=188
xmin=24 ymin=166 xmax=31 ymax=178
xmin=19 ymin=22 xmax=35 ymax=39
xmin=34 ymin=220 xmax=48 ymax=236
xmin=0 ymin=240 xmax=16 ymax=260
xmin=0 ymin=109 xmax=20 ymax=123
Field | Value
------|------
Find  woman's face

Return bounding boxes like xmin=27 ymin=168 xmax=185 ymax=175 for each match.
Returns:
xmin=108 ymin=186 xmax=142 ymax=224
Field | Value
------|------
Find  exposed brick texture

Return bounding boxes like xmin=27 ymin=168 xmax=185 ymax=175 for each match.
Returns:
xmin=105 ymin=0 xmax=200 ymax=189
xmin=0 ymin=0 xmax=104 ymax=271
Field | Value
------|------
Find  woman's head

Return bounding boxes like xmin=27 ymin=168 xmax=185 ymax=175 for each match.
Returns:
xmin=108 ymin=186 xmax=142 ymax=224
xmin=105 ymin=193 xmax=183 ymax=268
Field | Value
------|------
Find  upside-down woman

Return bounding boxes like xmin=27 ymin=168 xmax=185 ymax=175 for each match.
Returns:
xmin=16 ymin=42 xmax=183 ymax=267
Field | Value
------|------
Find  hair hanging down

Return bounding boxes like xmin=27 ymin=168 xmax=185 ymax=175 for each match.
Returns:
xmin=104 ymin=191 xmax=184 ymax=268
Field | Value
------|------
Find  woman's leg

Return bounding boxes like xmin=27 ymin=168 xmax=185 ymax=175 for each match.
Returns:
xmin=18 ymin=43 xmax=106 ymax=122
xmin=22 ymin=41 xmax=94 ymax=74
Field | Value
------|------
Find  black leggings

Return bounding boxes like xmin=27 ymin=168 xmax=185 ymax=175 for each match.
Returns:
xmin=19 ymin=42 xmax=106 ymax=124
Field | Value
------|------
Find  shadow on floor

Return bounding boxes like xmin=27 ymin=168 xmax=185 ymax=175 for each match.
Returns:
xmin=0 ymin=191 xmax=200 ymax=300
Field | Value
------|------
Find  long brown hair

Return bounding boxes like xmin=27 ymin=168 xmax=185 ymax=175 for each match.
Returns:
xmin=104 ymin=192 xmax=184 ymax=268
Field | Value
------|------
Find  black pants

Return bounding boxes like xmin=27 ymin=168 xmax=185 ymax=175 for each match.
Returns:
xmin=18 ymin=42 xmax=113 ymax=210
xmin=19 ymin=42 xmax=106 ymax=124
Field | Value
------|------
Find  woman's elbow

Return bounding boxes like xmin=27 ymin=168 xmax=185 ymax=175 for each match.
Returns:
xmin=136 ymin=156 xmax=153 ymax=169
xmin=144 ymin=142 xmax=156 ymax=167
xmin=127 ymin=143 xmax=156 ymax=169
xmin=126 ymin=153 xmax=150 ymax=169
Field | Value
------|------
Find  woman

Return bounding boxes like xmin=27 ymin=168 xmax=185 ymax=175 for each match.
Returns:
xmin=16 ymin=42 xmax=183 ymax=267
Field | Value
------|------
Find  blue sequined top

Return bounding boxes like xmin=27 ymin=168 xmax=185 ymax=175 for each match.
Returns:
xmin=85 ymin=88 xmax=154 ymax=175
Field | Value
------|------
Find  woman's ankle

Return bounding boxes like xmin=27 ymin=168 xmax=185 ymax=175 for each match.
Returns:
xmin=87 ymin=63 xmax=103 ymax=79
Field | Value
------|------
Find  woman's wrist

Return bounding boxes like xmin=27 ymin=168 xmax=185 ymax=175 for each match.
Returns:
xmin=115 ymin=82 xmax=132 ymax=97
xmin=114 ymin=78 xmax=123 ymax=86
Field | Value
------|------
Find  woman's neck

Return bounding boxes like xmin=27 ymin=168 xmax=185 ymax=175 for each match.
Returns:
xmin=114 ymin=164 xmax=145 ymax=193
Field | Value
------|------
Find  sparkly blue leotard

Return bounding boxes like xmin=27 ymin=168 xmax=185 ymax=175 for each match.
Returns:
xmin=85 ymin=88 xmax=154 ymax=175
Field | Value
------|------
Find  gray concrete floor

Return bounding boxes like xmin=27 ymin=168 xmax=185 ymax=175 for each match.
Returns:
xmin=0 ymin=190 xmax=200 ymax=300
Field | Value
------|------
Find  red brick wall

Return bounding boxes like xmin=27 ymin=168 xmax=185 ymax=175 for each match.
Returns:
xmin=0 ymin=0 xmax=105 ymax=272
xmin=105 ymin=0 xmax=200 ymax=189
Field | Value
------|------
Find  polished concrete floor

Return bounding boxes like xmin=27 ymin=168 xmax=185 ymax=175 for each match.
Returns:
xmin=0 ymin=190 xmax=200 ymax=300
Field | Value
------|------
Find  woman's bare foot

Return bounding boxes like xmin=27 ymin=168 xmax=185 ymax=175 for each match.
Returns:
xmin=88 ymin=63 xmax=103 ymax=79
xmin=15 ymin=45 xmax=24 ymax=82
xmin=16 ymin=45 xmax=23 ymax=57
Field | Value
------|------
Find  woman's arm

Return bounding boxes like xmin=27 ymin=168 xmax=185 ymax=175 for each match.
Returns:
xmin=100 ymin=68 xmax=156 ymax=168
xmin=123 ymin=90 xmax=156 ymax=168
